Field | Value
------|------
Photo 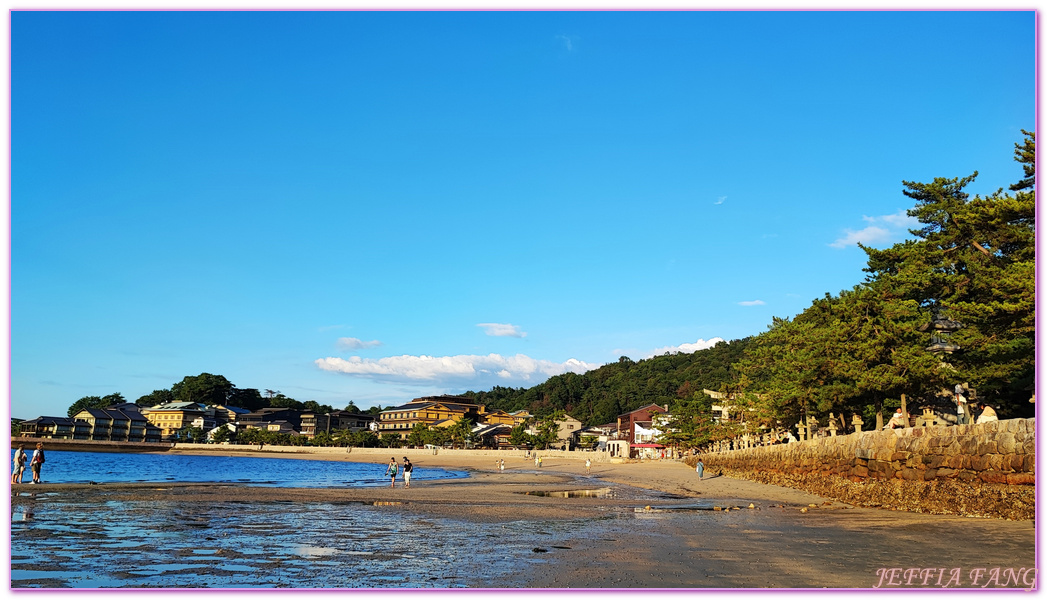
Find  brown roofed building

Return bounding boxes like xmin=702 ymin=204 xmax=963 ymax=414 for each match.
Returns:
xmin=379 ymin=396 xmax=483 ymax=440
xmin=18 ymin=416 xmax=78 ymax=440
xmin=72 ymin=404 xmax=161 ymax=442
xmin=616 ymin=404 xmax=668 ymax=444
xmin=299 ymin=410 xmax=375 ymax=439
xmin=379 ymin=395 xmax=512 ymax=441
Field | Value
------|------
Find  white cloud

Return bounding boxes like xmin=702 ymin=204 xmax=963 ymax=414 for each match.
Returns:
xmin=477 ymin=323 xmax=527 ymax=338
xmin=738 ymin=300 xmax=765 ymax=306
xmin=336 ymin=337 xmax=383 ymax=350
xmin=315 ymin=353 xmax=599 ymax=386
xmin=830 ymin=225 xmax=891 ymax=249
xmin=644 ymin=337 xmax=726 ymax=358
xmin=556 ymin=34 xmax=574 ymax=51
xmin=714 ymin=196 xmax=727 ymax=205
xmin=830 ymin=210 xmax=917 ymax=249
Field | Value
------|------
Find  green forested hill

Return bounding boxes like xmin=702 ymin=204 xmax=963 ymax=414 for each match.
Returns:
xmin=466 ymin=132 xmax=1037 ymax=434
xmin=460 ymin=338 xmax=752 ymax=426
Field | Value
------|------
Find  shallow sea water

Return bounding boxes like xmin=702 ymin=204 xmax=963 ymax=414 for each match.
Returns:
xmin=10 ymin=450 xmax=646 ymax=588
xmin=11 ymin=492 xmax=599 ymax=588
xmin=10 ymin=449 xmax=467 ymax=487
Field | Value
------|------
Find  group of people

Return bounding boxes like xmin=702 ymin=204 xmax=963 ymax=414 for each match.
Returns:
xmin=884 ymin=398 xmax=999 ymax=430
xmin=385 ymin=457 xmax=414 ymax=488
xmin=955 ymin=386 xmax=999 ymax=425
xmin=11 ymin=442 xmax=45 ymax=484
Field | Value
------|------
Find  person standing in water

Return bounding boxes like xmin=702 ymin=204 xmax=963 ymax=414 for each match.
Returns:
xmin=29 ymin=443 xmax=45 ymax=484
xmin=402 ymin=457 xmax=413 ymax=488
xmin=11 ymin=444 xmax=27 ymax=484
xmin=385 ymin=457 xmax=399 ymax=488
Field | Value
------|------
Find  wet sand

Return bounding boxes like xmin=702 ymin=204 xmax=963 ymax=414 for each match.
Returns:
xmin=12 ymin=449 xmax=1037 ymax=589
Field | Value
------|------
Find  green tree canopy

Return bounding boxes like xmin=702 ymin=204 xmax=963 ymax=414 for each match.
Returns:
xmin=67 ymin=393 xmax=125 ymax=418
xmin=171 ymin=373 xmax=234 ymax=406
xmin=508 ymin=424 xmax=534 ymax=448
xmin=862 ymin=130 xmax=1035 ymax=416
xmin=135 ymin=389 xmax=175 ymax=407
xmin=211 ymin=426 xmax=232 ymax=444
xmin=226 ymin=387 xmax=265 ymax=411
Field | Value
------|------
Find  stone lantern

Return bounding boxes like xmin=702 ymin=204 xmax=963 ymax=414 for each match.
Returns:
xmin=921 ymin=313 xmax=963 ymax=354
xmin=852 ymin=414 xmax=864 ymax=433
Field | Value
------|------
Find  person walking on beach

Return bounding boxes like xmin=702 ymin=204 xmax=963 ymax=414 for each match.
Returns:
xmin=499 ymin=459 xmax=505 ymax=472
xmin=402 ymin=457 xmax=413 ymax=488
xmin=585 ymin=458 xmax=592 ymax=475
xmin=29 ymin=443 xmax=45 ymax=484
xmin=386 ymin=457 xmax=399 ymax=488
xmin=538 ymin=456 xmax=543 ymax=468
xmin=695 ymin=458 xmax=705 ymax=480
xmin=11 ymin=444 xmax=27 ymax=484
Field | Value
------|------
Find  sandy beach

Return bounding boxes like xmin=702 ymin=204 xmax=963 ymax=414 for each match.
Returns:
xmin=12 ymin=448 xmax=1037 ymax=589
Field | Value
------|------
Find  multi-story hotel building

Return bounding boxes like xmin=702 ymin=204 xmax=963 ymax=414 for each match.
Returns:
xmin=378 ymin=395 xmax=514 ymax=440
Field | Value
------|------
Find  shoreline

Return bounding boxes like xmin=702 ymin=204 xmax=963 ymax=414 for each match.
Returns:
xmin=13 ymin=448 xmax=1036 ymax=589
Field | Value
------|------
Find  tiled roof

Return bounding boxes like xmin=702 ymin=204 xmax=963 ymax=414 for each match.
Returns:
xmin=23 ymin=416 xmax=77 ymax=426
xmin=382 ymin=401 xmax=480 ymax=414
xmin=408 ymin=395 xmax=477 ymax=405
xmin=473 ymin=423 xmax=512 ymax=435
xmin=151 ymin=402 xmax=206 ymax=411
xmin=215 ymin=405 xmax=251 ymax=414
xmin=617 ymin=404 xmax=667 ymax=418
xmin=329 ymin=411 xmax=375 ymax=419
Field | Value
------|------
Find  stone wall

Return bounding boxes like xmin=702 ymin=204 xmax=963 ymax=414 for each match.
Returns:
xmin=693 ymin=419 xmax=1035 ymax=520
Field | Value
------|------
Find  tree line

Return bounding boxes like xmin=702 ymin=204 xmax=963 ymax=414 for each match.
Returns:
xmin=65 ymin=372 xmax=385 ymax=419
xmin=60 ymin=131 xmax=1034 ymax=452
xmin=733 ymin=130 xmax=1035 ymax=434
xmin=457 ymin=130 xmax=1036 ymax=449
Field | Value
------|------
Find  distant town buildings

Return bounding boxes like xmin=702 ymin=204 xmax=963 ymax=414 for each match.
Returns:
xmin=616 ymin=403 xmax=669 ymax=445
xmin=144 ymin=402 xmax=208 ymax=439
xmin=16 ymin=395 xmax=678 ymax=458
xmin=21 ymin=403 xmax=162 ymax=443
xmin=377 ymin=395 xmax=506 ymax=440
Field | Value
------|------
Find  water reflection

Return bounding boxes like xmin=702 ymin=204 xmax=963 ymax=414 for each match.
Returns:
xmin=521 ymin=488 xmax=614 ymax=498
xmin=10 ymin=497 xmax=589 ymax=588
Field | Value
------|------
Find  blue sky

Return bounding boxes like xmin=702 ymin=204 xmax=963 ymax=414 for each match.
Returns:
xmin=9 ymin=10 xmax=1036 ymax=419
